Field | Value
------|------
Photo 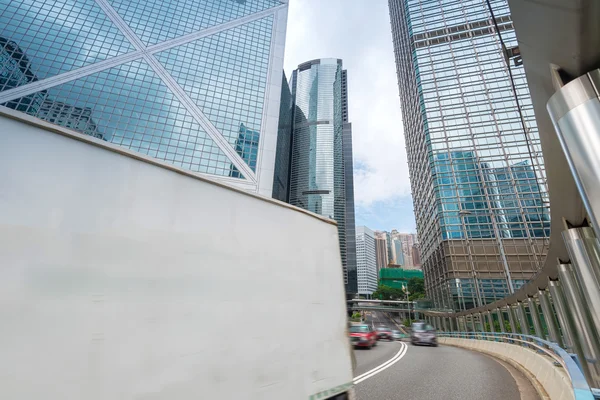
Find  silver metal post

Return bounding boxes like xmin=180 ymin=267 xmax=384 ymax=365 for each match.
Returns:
xmin=557 ymin=262 xmax=600 ymax=387
xmin=487 ymin=311 xmax=495 ymax=333
xmin=516 ymin=301 xmax=529 ymax=335
xmin=547 ymin=69 xmax=600 ymax=237
xmin=496 ymin=308 xmax=506 ymax=333
xmin=538 ymin=288 xmax=562 ymax=347
xmin=478 ymin=312 xmax=485 ymax=332
xmin=562 ymin=226 xmax=600 ymax=343
xmin=548 ymin=279 xmax=577 ymax=352
xmin=527 ymin=296 xmax=544 ymax=339
xmin=507 ymin=305 xmax=518 ymax=333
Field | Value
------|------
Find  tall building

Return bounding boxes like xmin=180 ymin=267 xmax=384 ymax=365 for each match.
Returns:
xmin=279 ymin=58 xmax=357 ymax=295
xmin=389 ymin=0 xmax=550 ymax=310
xmin=375 ymin=235 xmax=389 ymax=273
xmin=393 ymin=239 xmax=405 ymax=266
xmin=0 ymin=0 xmax=289 ymax=196
xmin=411 ymin=244 xmax=422 ymax=267
xmin=356 ymin=226 xmax=378 ymax=296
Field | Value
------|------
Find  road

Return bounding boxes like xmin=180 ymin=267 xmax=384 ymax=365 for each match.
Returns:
xmin=352 ymin=312 xmax=538 ymax=400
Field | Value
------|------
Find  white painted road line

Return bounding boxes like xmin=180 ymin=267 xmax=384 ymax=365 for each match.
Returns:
xmin=353 ymin=342 xmax=408 ymax=384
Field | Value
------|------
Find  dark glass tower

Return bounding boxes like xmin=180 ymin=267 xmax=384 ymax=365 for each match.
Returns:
xmin=276 ymin=58 xmax=357 ymax=295
xmin=388 ymin=0 xmax=550 ymax=310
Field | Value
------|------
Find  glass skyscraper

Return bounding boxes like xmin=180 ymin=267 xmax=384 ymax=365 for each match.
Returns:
xmin=356 ymin=226 xmax=378 ymax=296
xmin=277 ymin=58 xmax=357 ymax=295
xmin=0 ymin=0 xmax=289 ymax=196
xmin=389 ymin=0 xmax=550 ymax=310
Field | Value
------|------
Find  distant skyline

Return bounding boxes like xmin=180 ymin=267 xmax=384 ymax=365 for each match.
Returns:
xmin=284 ymin=0 xmax=416 ymax=233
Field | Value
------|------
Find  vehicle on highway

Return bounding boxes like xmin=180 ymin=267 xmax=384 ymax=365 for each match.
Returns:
xmin=410 ymin=322 xmax=438 ymax=346
xmin=375 ymin=326 xmax=393 ymax=341
xmin=391 ymin=330 xmax=405 ymax=340
xmin=349 ymin=324 xmax=378 ymax=349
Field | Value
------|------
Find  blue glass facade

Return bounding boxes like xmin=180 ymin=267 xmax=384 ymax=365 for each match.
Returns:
xmin=389 ymin=0 xmax=550 ymax=310
xmin=279 ymin=59 xmax=357 ymax=294
xmin=0 ymin=0 xmax=288 ymax=192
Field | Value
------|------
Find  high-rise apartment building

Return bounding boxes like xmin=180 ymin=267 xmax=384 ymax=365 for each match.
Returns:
xmin=356 ymin=226 xmax=378 ymax=296
xmin=276 ymin=58 xmax=357 ymax=295
xmin=374 ymin=234 xmax=389 ymax=273
xmin=389 ymin=0 xmax=550 ymax=310
xmin=0 ymin=0 xmax=289 ymax=196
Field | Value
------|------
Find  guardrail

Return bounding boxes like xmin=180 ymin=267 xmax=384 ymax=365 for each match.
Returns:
xmin=438 ymin=331 xmax=599 ymax=400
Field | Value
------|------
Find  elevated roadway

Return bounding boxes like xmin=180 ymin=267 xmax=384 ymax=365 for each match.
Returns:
xmin=352 ymin=312 xmax=538 ymax=400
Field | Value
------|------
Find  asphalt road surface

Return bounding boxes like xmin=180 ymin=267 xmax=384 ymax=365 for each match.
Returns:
xmin=353 ymin=311 xmax=537 ymax=400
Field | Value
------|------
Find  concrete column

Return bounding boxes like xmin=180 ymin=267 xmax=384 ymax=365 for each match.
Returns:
xmin=496 ymin=308 xmax=506 ymax=333
xmin=538 ymin=288 xmax=562 ymax=347
xmin=527 ymin=296 xmax=544 ymax=339
xmin=557 ymin=262 xmax=600 ymax=386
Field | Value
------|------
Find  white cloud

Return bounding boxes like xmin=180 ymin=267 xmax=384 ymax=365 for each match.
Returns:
xmin=283 ymin=0 xmax=412 ymax=210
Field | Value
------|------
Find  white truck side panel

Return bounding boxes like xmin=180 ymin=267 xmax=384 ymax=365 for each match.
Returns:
xmin=0 ymin=111 xmax=353 ymax=400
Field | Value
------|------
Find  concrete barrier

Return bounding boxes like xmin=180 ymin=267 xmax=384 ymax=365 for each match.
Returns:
xmin=439 ymin=337 xmax=573 ymax=400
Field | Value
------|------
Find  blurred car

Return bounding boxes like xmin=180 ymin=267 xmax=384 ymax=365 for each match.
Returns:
xmin=391 ymin=330 xmax=405 ymax=340
xmin=349 ymin=324 xmax=377 ymax=349
xmin=410 ymin=322 xmax=437 ymax=346
xmin=375 ymin=326 xmax=393 ymax=341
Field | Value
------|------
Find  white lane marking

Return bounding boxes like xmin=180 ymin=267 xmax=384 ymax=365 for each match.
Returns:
xmin=353 ymin=342 xmax=408 ymax=384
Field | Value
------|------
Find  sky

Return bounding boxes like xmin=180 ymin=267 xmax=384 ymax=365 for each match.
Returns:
xmin=283 ymin=0 xmax=416 ymax=233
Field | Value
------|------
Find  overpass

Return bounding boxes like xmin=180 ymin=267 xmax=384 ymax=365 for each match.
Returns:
xmin=347 ymin=299 xmax=415 ymax=313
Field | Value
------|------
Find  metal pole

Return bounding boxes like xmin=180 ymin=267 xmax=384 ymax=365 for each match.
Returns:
xmin=449 ymin=316 xmax=455 ymax=332
xmin=557 ymin=262 xmax=600 ymax=387
xmin=527 ymin=296 xmax=544 ymax=339
xmin=507 ymin=305 xmax=518 ymax=333
xmin=538 ymin=288 xmax=562 ymax=347
xmin=486 ymin=311 xmax=495 ymax=333
xmin=458 ymin=213 xmax=483 ymax=308
xmin=548 ymin=279 xmax=577 ymax=352
xmin=489 ymin=213 xmax=515 ymax=293
xmin=516 ymin=301 xmax=529 ymax=335
xmin=547 ymin=69 xmax=600 ymax=237
xmin=562 ymin=226 xmax=600 ymax=343
xmin=495 ymin=308 xmax=506 ymax=333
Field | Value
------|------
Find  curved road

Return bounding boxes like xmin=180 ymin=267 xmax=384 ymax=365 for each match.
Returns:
xmin=353 ymin=312 xmax=538 ymax=400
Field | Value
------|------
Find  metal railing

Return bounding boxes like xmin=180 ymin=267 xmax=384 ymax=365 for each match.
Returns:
xmin=438 ymin=331 xmax=600 ymax=400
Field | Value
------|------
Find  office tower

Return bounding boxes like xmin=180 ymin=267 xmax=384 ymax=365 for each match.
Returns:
xmin=282 ymin=58 xmax=357 ymax=295
xmin=272 ymin=72 xmax=293 ymax=202
xmin=0 ymin=0 xmax=289 ymax=195
xmin=385 ymin=231 xmax=396 ymax=264
xmin=356 ymin=226 xmax=378 ymax=296
xmin=393 ymin=239 xmax=404 ymax=266
xmin=375 ymin=235 xmax=389 ymax=273
xmin=389 ymin=0 xmax=550 ymax=310
xmin=412 ymin=244 xmax=422 ymax=267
